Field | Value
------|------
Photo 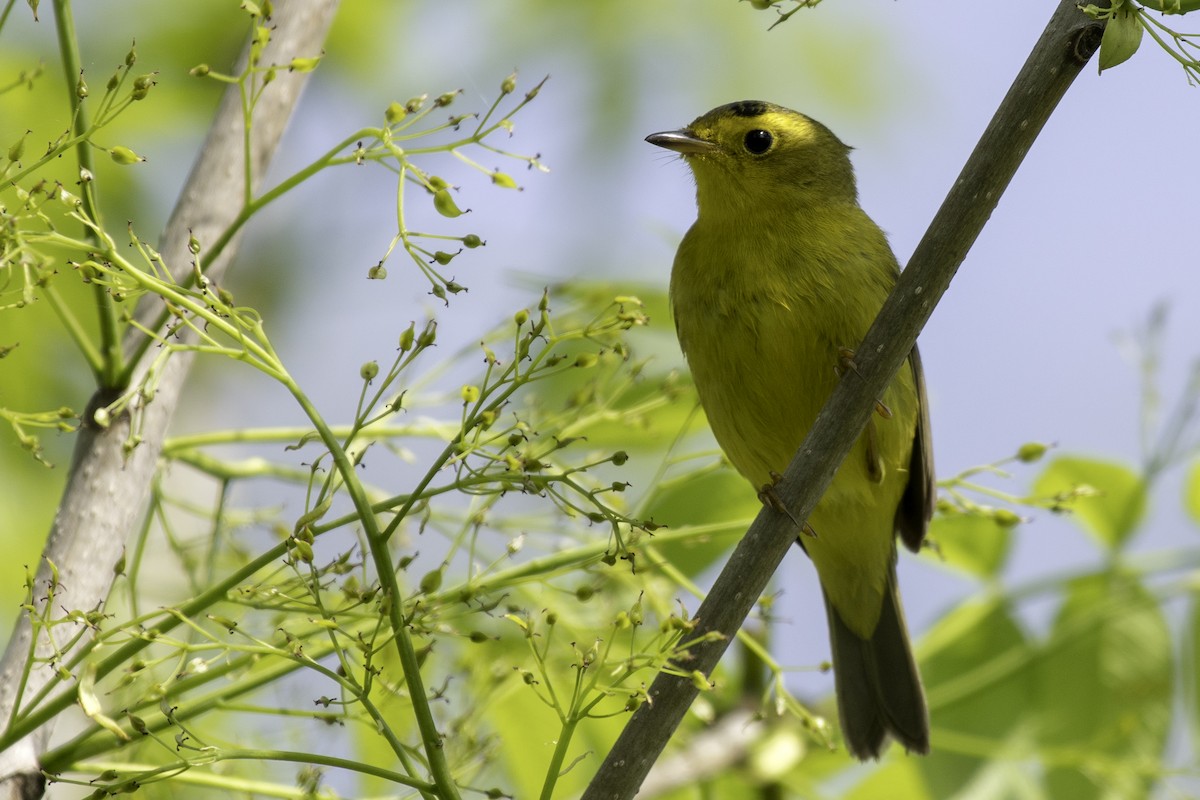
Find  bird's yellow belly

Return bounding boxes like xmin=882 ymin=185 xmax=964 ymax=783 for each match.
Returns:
xmin=679 ymin=294 xmax=917 ymax=637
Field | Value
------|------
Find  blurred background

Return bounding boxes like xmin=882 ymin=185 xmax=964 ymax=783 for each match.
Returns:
xmin=1 ymin=0 xmax=1198 ymax=776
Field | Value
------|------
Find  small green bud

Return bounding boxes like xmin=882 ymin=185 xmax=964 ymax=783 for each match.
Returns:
xmin=500 ymin=72 xmax=517 ymax=94
xmin=1016 ymin=442 xmax=1048 ymax=463
xmin=107 ymin=73 xmax=119 ymax=92
xmin=428 ymin=175 xmax=449 ymax=190
xmin=574 ymin=353 xmax=598 ymax=368
xmin=292 ymin=539 xmax=314 ymax=563
xmin=463 ymin=233 xmax=484 ymax=248
xmin=993 ymin=508 xmax=1022 ymax=528
xmin=446 ymin=280 xmax=466 ymax=294
xmin=289 ymin=55 xmax=322 ymax=73
xmin=109 ymin=146 xmax=144 ymax=165
xmin=131 ymin=73 xmax=156 ymax=100
xmin=7 ymin=133 xmax=26 ymax=163
xmin=434 ymin=90 xmax=460 ymax=107
xmin=491 ymin=171 xmax=519 ymax=189
xmin=433 ymin=188 xmax=467 ymax=218
xmin=514 ymin=309 xmax=529 ymax=326
xmin=188 ymin=232 xmax=201 ymax=254
xmin=190 ymin=63 xmax=211 ymax=77
xmin=430 ymin=284 xmax=447 ymax=303
xmin=575 ymin=585 xmax=594 ymax=602
xmin=432 ymin=249 xmax=459 ymax=265
xmin=75 ymin=73 xmax=89 ymax=99
xmin=124 ymin=43 xmax=137 ymax=67
xmin=385 ymin=101 xmax=406 ymax=124
xmin=360 ymin=361 xmax=379 ymax=381
xmin=419 ymin=568 xmax=443 ymax=594
xmin=416 ymin=320 xmax=438 ymax=347
xmin=612 ymin=450 xmax=629 ymax=466
xmin=368 ymin=262 xmax=387 ymax=280
xmin=405 ymin=94 xmax=427 ymax=113
xmin=468 ymin=631 xmax=490 ymax=643
xmin=398 ymin=322 xmax=416 ymax=351
xmin=461 ymin=385 xmax=480 ymax=404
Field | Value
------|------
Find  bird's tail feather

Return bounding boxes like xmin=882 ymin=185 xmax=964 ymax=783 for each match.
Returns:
xmin=824 ymin=566 xmax=929 ymax=760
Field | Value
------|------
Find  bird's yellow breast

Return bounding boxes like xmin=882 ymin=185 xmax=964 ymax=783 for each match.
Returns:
xmin=670 ymin=204 xmax=919 ymax=636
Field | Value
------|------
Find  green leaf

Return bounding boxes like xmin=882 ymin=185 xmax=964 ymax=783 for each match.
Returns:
xmin=926 ymin=512 xmax=1011 ymax=579
xmin=1036 ymin=571 xmax=1172 ymax=800
xmin=642 ymin=468 xmax=758 ymax=577
xmin=1184 ymin=459 xmax=1200 ymax=526
xmin=1031 ymin=456 xmax=1146 ymax=550
xmin=1098 ymin=2 xmax=1143 ymax=72
xmin=915 ymin=597 xmax=1035 ymax=799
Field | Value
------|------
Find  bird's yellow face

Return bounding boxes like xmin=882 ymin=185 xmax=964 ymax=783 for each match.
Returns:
xmin=646 ymin=100 xmax=858 ymax=215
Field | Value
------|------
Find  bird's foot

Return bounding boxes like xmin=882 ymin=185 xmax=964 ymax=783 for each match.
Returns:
xmin=836 ymin=347 xmax=892 ymax=419
xmin=758 ymin=472 xmax=817 ymax=537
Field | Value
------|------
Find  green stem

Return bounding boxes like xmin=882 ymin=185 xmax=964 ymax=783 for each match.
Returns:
xmin=538 ymin=715 xmax=580 ymax=800
xmin=284 ymin=380 xmax=460 ymax=800
xmin=51 ymin=0 xmax=125 ymax=388
xmin=75 ymin=749 xmax=437 ymax=794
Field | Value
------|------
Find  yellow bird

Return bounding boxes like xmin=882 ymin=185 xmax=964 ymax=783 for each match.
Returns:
xmin=647 ymin=101 xmax=933 ymax=760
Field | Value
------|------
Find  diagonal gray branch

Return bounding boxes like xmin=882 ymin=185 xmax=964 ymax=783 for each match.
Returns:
xmin=0 ymin=4 xmax=339 ymax=798
xmin=582 ymin=3 xmax=1106 ymax=798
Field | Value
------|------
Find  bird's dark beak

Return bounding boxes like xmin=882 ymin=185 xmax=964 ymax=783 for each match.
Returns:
xmin=645 ymin=129 xmax=718 ymax=155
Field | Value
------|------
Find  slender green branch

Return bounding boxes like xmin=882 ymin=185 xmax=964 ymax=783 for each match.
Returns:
xmin=51 ymin=0 xmax=125 ymax=388
xmin=283 ymin=381 xmax=461 ymax=800
xmin=74 ymin=749 xmax=437 ymax=794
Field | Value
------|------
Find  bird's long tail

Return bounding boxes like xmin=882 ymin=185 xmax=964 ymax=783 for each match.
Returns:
xmin=824 ymin=564 xmax=929 ymax=760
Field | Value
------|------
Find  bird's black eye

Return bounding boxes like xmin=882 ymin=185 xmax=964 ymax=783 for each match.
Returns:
xmin=743 ymin=129 xmax=773 ymax=155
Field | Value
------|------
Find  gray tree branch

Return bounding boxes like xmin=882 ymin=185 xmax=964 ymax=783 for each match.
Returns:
xmin=0 ymin=4 xmax=340 ymax=798
xmin=581 ymin=3 xmax=1106 ymax=798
